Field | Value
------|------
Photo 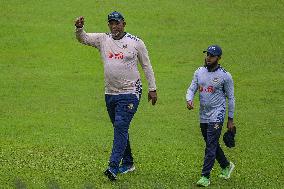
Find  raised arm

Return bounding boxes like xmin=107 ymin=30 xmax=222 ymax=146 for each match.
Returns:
xmin=74 ymin=16 xmax=103 ymax=48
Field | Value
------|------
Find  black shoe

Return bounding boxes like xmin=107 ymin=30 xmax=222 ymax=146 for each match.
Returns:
xmin=104 ymin=168 xmax=118 ymax=181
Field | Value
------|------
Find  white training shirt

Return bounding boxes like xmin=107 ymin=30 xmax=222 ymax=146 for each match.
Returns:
xmin=75 ymin=28 xmax=156 ymax=97
xmin=186 ymin=66 xmax=235 ymax=123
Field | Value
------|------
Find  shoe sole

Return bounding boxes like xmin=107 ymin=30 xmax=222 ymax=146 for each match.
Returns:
xmin=197 ymin=180 xmax=210 ymax=187
xmin=104 ymin=169 xmax=117 ymax=181
xmin=119 ymin=166 xmax=135 ymax=174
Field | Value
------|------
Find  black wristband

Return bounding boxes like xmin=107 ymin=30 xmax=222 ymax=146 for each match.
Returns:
xmin=75 ymin=25 xmax=83 ymax=28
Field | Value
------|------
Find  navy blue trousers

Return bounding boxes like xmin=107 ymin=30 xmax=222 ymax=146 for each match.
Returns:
xmin=200 ymin=123 xmax=230 ymax=177
xmin=105 ymin=94 xmax=140 ymax=168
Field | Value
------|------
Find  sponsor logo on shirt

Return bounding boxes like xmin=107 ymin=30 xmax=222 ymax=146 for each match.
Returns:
xmin=199 ymin=85 xmax=214 ymax=93
xmin=108 ymin=52 xmax=124 ymax=59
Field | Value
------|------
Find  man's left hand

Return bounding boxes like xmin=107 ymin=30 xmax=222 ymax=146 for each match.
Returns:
xmin=227 ymin=118 xmax=235 ymax=132
xmin=148 ymin=91 xmax=157 ymax=105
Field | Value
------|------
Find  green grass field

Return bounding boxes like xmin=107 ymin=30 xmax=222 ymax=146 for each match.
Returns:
xmin=1 ymin=0 xmax=283 ymax=188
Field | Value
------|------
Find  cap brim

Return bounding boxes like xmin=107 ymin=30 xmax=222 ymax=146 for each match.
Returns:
xmin=203 ymin=50 xmax=220 ymax=56
xmin=108 ymin=18 xmax=123 ymax=22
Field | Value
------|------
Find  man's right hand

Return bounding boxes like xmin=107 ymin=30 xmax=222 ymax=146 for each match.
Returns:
xmin=148 ymin=91 xmax=157 ymax=106
xmin=75 ymin=16 xmax=84 ymax=28
xmin=187 ymin=100 xmax=194 ymax=110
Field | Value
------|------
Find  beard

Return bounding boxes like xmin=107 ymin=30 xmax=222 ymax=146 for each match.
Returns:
xmin=204 ymin=58 xmax=218 ymax=70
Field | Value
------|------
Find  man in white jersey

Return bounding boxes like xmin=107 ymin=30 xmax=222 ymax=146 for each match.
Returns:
xmin=186 ymin=45 xmax=236 ymax=187
xmin=75 ymin=11 xmax=157 ymax=181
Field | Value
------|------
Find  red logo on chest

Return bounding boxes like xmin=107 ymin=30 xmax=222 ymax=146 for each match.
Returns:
xmin=108 ymin=52 xmax=124 ymax=59
xmin=199 ymin=85 xmax=214 ymax=93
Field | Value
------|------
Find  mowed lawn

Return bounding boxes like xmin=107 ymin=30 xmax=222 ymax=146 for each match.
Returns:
xmin=0 ymin=0 xmax=283 ymax=188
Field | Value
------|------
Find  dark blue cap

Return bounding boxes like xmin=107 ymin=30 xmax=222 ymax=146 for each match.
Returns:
xmin=108 ymin=11 xmax=124 ymax=22
xmin=203 ymin=45 xmax=222 ymax=56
